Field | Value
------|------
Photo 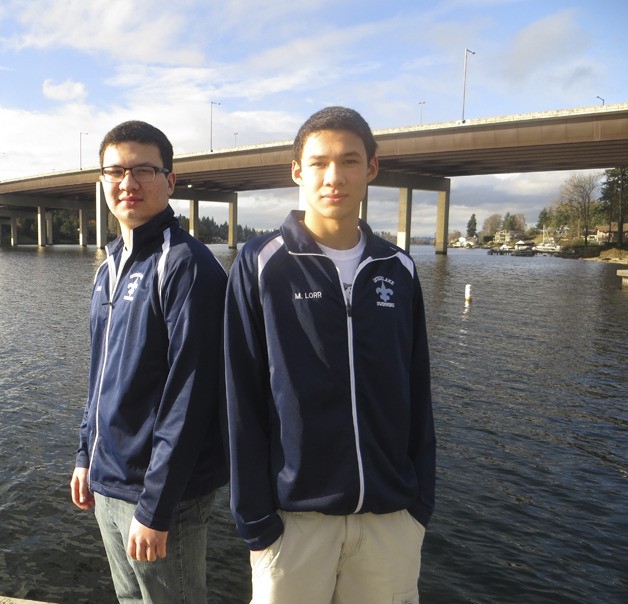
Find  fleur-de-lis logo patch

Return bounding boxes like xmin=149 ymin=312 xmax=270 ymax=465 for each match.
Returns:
xmin=374 ymin=277 xmax=395 ymax=308
xmin=124 ymin=272 xmax=143 ymax=301
xmin=376 ymin=283 xmax=393 ymax=302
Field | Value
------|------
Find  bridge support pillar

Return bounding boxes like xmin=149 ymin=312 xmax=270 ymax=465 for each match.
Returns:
xmin=10 ymin=216 xmax=18 ymax=246
xmin=37 ymin=207 xmax=46 ymax=247
xmin=46 ymin=212 xmax=53 ymax=245
xmin=435 ymin=185 xmax=451 ymax=254
xmin=360 ymin=189 xmax=369 ymax=223
xmin=189 ymin=199 xmax=199 ymax=238
xmin=96 ymin=183 xmax=108 ymax=249
xmin=228 ymin=194 xmax=238 ymax=249
xmin=397 ymin=188 xmax=413 ymax=252
xmin=374 ymin=171 xmax=451 ymax=255
xmin=79 ymin=208 xmax=89 ymax=246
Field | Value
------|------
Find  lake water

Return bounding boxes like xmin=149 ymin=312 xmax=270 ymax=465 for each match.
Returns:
xmin=0 ymin=244 xmax=626 ymax=603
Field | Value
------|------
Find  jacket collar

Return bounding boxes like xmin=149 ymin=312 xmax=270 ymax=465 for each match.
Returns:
xmin=280 ymin=210 xmax=399 ymax=260
xmin=106 ymin=205 xmax=178 ymax=256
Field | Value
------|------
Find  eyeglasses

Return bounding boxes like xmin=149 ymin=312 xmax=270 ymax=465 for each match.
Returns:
xmin=101 ymin=165 xmax=170 ymax=183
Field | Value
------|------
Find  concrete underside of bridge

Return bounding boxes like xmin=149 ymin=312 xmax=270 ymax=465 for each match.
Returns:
xmin=0 ymin=172 xmax=450 ymax=252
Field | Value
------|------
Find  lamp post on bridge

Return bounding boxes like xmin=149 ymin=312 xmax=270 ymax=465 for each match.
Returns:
xmin=461 ymin=48 xmax=475 ymax=123
xmin=418 ymin=101 xmax=425 ymax=125
xmin=210 ymin=101 xmax=220 ymax=152
xmin=596 ymin=96 xmax=605 ymax=105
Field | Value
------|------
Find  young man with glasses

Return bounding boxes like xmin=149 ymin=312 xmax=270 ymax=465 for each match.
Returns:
xmin=225 ymin=107 xmax=435 ymax=603
xmin=70 ymin=120 xmax=228 ymax=603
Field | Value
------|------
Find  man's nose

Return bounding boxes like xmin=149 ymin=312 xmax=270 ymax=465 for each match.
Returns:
xmin=119 ymin=169 xmax=139 ymax=188
xmin=324 ymin=163 xmax=344 ymax=186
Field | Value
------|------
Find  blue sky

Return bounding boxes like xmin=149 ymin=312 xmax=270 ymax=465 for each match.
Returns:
xmin=1 ymin=0 xmax=626 ymax=235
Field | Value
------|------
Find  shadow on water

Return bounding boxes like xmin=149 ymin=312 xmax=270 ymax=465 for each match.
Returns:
xmin=0 ymin=245 xmax=626 ymax=603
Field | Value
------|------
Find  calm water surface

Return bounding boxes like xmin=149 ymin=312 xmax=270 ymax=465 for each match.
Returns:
xmin=0 ymin=244 xmax=626 ymax=603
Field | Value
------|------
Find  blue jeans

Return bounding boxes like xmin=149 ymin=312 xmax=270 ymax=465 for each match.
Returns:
xmin=94 ymin=491 xmax=216 ymax=604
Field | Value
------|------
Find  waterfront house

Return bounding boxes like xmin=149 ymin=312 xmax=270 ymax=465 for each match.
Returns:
xmin=595 ymin=223 xmax=628 ymax=244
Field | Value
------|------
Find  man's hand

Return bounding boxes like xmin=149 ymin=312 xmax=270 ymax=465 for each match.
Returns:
xmin=70 ymin=467 xmax=95 ymax=510
xmin=127 ymin=517 xmax=168 ymax=562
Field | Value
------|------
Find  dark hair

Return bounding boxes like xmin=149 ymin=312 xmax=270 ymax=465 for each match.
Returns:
xmin=292 ymin=106 xmax=377 ymax=164
xmin=99 ymin=120 xmax=174 ymax=171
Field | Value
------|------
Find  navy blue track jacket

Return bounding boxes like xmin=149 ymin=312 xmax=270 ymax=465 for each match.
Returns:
xmin=76 ymin=206 xmax=228 ymax=531
xmin=225 ymin=210 xmax=435 ymax=550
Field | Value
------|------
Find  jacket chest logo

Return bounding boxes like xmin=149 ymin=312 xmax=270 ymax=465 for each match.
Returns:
xmin=374 ymin=276 xmax=395 ymax=308
xmin=124 ymin=272 xmax=143 ymax=302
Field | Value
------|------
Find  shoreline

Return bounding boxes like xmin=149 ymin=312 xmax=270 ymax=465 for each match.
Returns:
xmin=581 ymin=255 xmax=628 ymax=265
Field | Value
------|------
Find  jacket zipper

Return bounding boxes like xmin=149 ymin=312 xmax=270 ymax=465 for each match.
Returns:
xmin=334 ymin=260 xmax=367 ymax=514
xmin=88 ymin=249 xmax=125 ymax=487
xmin=342 ymin=254 xmax=399 ymax=512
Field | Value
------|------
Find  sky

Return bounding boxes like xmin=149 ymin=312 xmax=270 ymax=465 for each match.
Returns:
xmin=0 ymin=0 xmax=626 ymax=236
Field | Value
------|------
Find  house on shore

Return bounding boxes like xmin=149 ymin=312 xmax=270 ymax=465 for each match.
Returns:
xmin=595 ymin=223 xmax=628 ymax=244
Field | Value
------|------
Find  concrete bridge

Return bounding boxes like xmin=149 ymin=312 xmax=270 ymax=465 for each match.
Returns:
xmin=1 ymin=103 xmax=627 ymax=253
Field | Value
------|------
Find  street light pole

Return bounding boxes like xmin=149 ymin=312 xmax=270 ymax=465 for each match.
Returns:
xmin=596 ymin=95 xmax=605 ymax=105
xmin=418 ymin=101 xmax=425 ymax=125
xmin=210 ymin=101 xmax=220 ymax=152
xmin=461 ymin=48 xmax=475 ymax=123
xmin=79 ymin=132 xmax=88 ymax=170
xmin=234 ymin=132 xmax=238 ymax=147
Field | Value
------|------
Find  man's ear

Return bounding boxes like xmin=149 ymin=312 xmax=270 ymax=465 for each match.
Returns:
xmin=366 ymin=156 xmax=379 ymax=183
xmin=167 ymin=171 xmax=177 ymax=195
xmin=291 ymin=160 xmax=302 ymax=186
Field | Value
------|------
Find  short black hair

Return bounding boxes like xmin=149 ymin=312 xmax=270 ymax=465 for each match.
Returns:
xmin=293 ymin=106 xmax=377 ymax=164
xmin=99 ymin=120 xmax=174 ymax=171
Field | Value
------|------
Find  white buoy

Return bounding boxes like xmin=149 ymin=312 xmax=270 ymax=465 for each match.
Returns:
xmin=465 ymin=283 xmax=472 ymax=302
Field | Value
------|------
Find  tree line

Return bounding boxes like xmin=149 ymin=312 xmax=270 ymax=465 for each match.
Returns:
xmin=457 ymin=168 xmax=626 ymax=246
xmin=5 ymin=211 xmax=269 ymax=246
xmin=176 ymin=215 xmax=267 ymax=244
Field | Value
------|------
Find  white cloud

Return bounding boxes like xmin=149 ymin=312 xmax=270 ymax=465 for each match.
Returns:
xmin=42 ymin=78 xmax=87 ymax=102
xmin=497 ymin=7 xmax=604 ymax=102
xmin=4 ymin=0 xmax=202 ymax=64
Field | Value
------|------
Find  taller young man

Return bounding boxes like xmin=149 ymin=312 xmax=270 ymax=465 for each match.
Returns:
xmin=225 ymin=107 xmax=436 ymax=603
xmin=70 ymin=121 xmax=228 ymax=603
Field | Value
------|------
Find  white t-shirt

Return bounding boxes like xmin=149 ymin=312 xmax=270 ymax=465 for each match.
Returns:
xmin=317 ymin=229 xmax=366 ymax=302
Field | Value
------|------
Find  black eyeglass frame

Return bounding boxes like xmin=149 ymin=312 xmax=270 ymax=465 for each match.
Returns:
xmin=101 ymin=165 xmax=171 ymax=183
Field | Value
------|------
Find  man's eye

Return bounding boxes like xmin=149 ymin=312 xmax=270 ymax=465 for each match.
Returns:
xmin=134 ymin=167 xmax=154 ymax=176
xmin=106 ymin=169 xmax=124 ymax=177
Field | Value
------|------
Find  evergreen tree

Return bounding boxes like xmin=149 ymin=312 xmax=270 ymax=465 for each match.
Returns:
xmin=466 ymin=213 xmax=477 ymax=238
xmin=599 ymin=168 xmax=627 ymax=246
xmin=502 ymin=212 xmax=516 ymax=232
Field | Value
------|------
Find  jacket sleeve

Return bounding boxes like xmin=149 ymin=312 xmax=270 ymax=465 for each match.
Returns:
xmin=224 ymin=244 xmax=284 ymax=550
xmin=133 ymin=247 xmax=227 ymax=531
xmin=75 ymin=402 xmax=91 ymax=469
xmin=407 ymin=270 xmax=436 ymax=527
xmin=76 ymin=263 xmax=108 ymax=470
